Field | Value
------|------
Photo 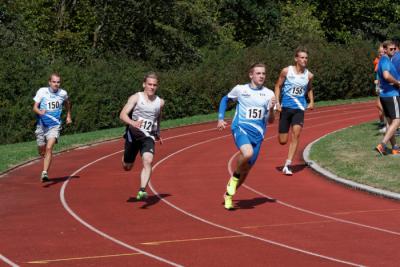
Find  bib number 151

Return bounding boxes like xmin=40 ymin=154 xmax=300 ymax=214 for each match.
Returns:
xmin=246 ymin=108 xmax=264 ymax=119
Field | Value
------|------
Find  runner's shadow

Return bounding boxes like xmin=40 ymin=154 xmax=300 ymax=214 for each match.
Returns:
xmin=42 ymin=175 xmax=80 ymax=188
xmin=127 ymin=193 xmax=171 ymax=209
xmin=276 ymin=163 xmax=308 ymax=174
xmin=234 ymin=197 xmax=276 ymax=210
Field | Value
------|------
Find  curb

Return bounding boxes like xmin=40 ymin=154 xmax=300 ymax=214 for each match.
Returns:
xmin=303 ymin=128 xmax=400 ymax=201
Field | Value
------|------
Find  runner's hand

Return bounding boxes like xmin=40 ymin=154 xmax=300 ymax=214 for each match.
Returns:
xmin=217 ymin=120 xmax=228 ymax=131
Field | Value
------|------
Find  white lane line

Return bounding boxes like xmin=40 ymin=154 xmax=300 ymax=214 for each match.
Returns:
xmin=57 ymin=104 xmax=372 ymax=267
xmin=60 ymin=152 xmax=183 ymax=267
xmin=227 ymin=115 xmax=400 ymax=236
xmin=0 ymin=254 xmax=19 ymax=267
xmin=148 ymin=137 xmax=363 ymax=266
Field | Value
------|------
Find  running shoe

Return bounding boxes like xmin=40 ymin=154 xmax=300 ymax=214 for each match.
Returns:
xmin=41 ymin=171 xmax=49 ymax=182
xmin=224 ymin=194 xmax=234 ymax=210
xmin=378 ymin=127 xmax=387 ymax=134
xmin=392 ymin=146 xmax=400 ymax=155
xmin=282 ymin=166 xmax=293 ymax=176
xmin=136 ymin=191 xmax=148 ymax=200
xmin=226 ymin=177 xmax=239 ymax=196
xmin=375 ymin=143 xmax=388 ymax=156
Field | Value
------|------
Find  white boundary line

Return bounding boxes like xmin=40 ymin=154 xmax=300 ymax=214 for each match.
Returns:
xmin=229 ymin=114 xmax=400 ymax=236
xmin=0 ymin=254 xmax=19 ymax=267
xmin=53 ymin=104 xmax=373 ymax=266
xmin=148 ymin=137 xmax=363 ymax=266
xmin=60 ymin=151 xmax=183 ymax=267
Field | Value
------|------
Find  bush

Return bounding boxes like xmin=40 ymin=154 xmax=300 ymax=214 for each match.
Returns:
xmin=0 ymin=39 xmax=376 ymax=144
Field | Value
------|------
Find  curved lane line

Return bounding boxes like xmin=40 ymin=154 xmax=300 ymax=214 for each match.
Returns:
xmin=148 ymin=137 xmax=363 ymax=266
xmin=60 ymin=151 xmax=183 ymax=267
xmin=227 ymin=115 xmax=400 ymax=236
xmin=58 ymin=104 xmax=374 ymax=267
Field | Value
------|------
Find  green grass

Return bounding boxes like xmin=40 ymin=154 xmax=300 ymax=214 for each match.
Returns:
xmin=1 ymin=97 xmax=374 ymax=174
xmin=309 ymin=121 xmax=400 ymax=193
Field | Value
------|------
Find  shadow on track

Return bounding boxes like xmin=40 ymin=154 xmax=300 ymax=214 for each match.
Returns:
xmin=127 ymin=193 xmax=171 ymax=209
xmin=42 ymin=175 xmax=80 ymax=188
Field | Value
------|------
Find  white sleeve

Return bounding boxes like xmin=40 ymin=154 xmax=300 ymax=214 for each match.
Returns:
xmin=227 ymin=85 xmax=241 ymax=100
xmin=33 ymin=88 xmax=44 ymax=103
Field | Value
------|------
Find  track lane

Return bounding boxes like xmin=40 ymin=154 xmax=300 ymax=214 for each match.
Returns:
xmin=2 ymin=102 xmax=400 ymax=266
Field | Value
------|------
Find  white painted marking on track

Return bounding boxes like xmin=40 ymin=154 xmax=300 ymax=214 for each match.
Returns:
xmin=148 ymin=137 xmax=363 ymax=266
xmin=60 ymin=151 xmax=183 ymax=267
xmin=58 ymin=103 xmax=375 ymax=267
xmin=227 ymin=113 xmax=400 ymax=236
xmin=0 ymin=254 xmax=19 ymax=267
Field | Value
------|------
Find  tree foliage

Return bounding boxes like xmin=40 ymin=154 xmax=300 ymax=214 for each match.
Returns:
xmin=0 ymin=0 xmax=399 ymax=144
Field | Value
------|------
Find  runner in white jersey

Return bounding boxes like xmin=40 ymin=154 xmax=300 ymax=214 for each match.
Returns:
xmin=120 ymin=72 xmax=165 ymax=200
xmin=33 ymin=73 xmax=72 ymax=182
xmin=217 ymin=63 xmax=276 ymax=210
xmin=275 ymin=47 xmax=314 ymax=176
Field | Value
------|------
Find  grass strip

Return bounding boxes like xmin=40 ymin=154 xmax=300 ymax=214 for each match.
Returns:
xmin=1 ymin=97 xmax=373 ymax=174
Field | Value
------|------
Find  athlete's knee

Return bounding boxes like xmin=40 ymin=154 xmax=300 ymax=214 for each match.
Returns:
xmin=142 ymin=154 xmax=154 ymax=167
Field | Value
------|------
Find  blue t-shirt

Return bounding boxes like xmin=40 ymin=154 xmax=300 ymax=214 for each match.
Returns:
xmin=377 ymin=55 xmax=399 ymax=97
xmin=392 ymin=51 xmax=400 ymax=74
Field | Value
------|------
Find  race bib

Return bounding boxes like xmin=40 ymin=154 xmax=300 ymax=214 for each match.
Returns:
xmin=246 ymin=107 xmax=264 ymax=120
xmin=46 ymin=100 xmax=61 ymax=111
xmin=290 ymin=86 xmax=304 ymax=96
xmin=139 ymin=117 xmax=154 ymax=132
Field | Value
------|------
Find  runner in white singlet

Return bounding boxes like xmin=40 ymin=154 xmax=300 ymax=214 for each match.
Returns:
xmin=119 ymin=72 xmax=165 ymax=200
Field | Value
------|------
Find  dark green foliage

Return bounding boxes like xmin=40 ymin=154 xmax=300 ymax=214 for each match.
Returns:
xmin=0 ymin=0 xmax=397 ymax=144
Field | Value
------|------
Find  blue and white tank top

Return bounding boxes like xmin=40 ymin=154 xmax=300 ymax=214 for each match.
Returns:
xmin=228 ymin=84 xmax=275 ymax=142
xmin=33 ymin=87 xmax=68 ymax=128
xmin=281 ymin=66 xmax=309 ymax=110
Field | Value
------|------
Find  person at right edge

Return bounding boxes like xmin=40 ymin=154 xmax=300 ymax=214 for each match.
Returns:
xmin=375 ymin=40 xmax=400 ymax=156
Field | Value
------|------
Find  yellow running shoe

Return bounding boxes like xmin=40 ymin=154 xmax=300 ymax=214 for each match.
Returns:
xmin=224 ymin=194 xmax=234 ymax=210
xmin=226 ymin=177 xmax=239 ymax=196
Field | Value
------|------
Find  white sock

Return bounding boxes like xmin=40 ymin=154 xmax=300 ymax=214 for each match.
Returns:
xmin=285 ymin=160 xmax=292 ymax=167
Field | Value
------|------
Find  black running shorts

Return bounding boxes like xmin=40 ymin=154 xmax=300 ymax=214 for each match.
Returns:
xmin=123 ymin=135 xmax=155 ymax=164
xmin=279 ymin=107 xmax=305 ymax=133
xmin=380 ymin=96 xmax=400 ymax=119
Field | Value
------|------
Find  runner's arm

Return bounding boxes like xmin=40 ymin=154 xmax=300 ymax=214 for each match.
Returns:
xmin=119 ymin=93 xmax=142 ymax=128
xmin=307 ymin=73 xmax=314 ymax=110
xmin=274 ymin=68 xmax=288 ymax=111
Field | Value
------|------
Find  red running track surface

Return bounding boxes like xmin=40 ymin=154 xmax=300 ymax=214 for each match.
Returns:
xmin=1 ymin=102 xmax=400 ymax=266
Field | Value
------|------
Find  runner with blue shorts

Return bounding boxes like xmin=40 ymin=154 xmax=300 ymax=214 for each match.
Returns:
xmin=217 ymin=63 xmax=276 ymax=210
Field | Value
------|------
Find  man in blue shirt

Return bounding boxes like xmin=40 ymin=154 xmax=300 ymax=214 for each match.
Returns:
xmin=375 ymin=40 xmax=400 ymax=155
xmin=217 ymin=63 xmax=276 ymax=210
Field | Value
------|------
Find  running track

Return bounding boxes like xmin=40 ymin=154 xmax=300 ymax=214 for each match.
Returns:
xmin=1 ymin=102 xmax=400 ymax=266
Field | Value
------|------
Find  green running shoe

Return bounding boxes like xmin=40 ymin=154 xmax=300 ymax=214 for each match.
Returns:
xmin=136 ymin=191 xmax=148 ymax=200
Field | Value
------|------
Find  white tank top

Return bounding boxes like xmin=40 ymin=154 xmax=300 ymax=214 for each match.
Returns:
xmin=129 ymin=92 xmax=161 ymax=139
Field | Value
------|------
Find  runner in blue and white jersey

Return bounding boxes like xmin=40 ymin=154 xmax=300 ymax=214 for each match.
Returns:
xmin=275 ymin=47 xmax=314 ymax=176
xmin=217 ymin=63 xmax=276 ymax=210
xmin=33 ymin=73 xmax=72 ymax=182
